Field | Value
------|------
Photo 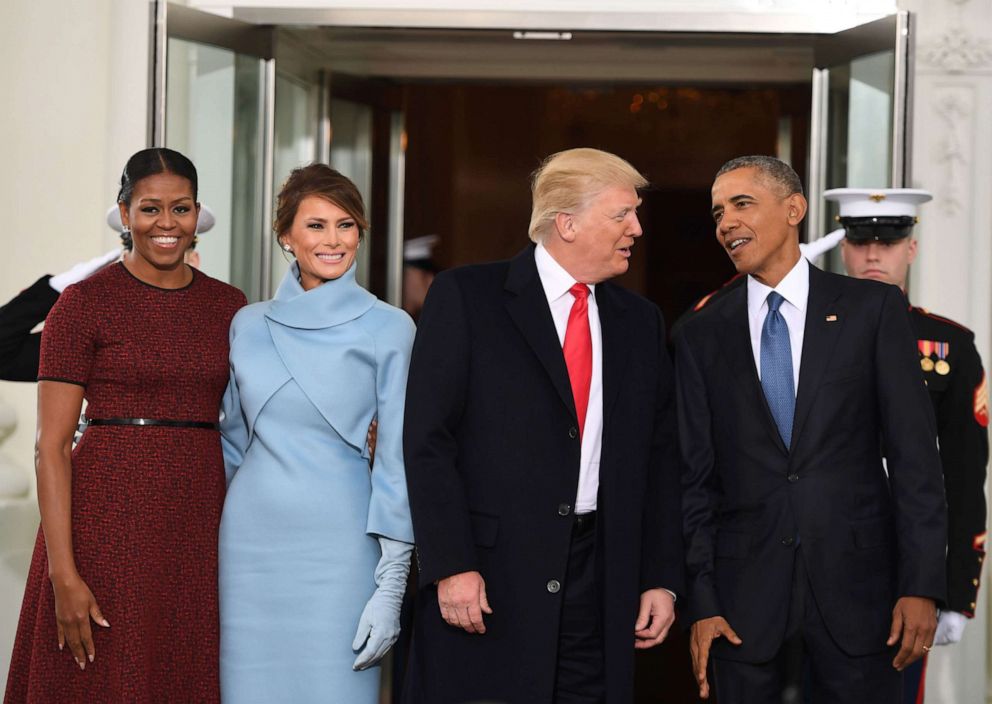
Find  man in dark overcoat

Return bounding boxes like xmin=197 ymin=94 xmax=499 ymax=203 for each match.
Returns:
xmin=403 ymin=147 xmax=684 ymax=704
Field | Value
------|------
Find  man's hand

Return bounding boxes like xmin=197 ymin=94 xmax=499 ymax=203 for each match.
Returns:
xmin=887 ymin=596 xmax=937 ymax=670
xmin=690 ymin=616 xmax=742 ymax=700
xmin=634 ymin=589 xmax=675 ymax=649
xmin=436 ymin=570 xmax=492 ymax=634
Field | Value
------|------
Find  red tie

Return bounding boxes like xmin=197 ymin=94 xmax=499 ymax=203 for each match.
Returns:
xmin=563 ymin=283 xmax=592 ymax=435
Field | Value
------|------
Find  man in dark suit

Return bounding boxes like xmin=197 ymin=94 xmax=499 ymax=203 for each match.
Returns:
xmin=677 ymin=155 xmax=947 ymax=702
xmin=403 ymin=147 xmax=684 ymax=704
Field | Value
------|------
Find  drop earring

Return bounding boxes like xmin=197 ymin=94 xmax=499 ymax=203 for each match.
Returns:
xmin=282 ymin=243 xmax=293 ymax=254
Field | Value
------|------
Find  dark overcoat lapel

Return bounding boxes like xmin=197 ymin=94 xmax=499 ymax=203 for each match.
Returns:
xmin=597 ymin=281 xmax=632 ymax=425
xmin=504 ymin=248 xmax=577 ymax=423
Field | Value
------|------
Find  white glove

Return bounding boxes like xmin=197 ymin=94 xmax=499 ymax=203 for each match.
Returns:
xmin=798 ymin=227 xmax=845 ymax=265
xmin=352 ymin=537 xmax=413 ymax=670
xmin=49 ymin=249 xmax=121 ymax=292
xmin=933 ymin=610 xmax=968 ymax=646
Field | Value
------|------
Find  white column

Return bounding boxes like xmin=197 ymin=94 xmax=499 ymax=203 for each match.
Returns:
xmin=898 ymin=0 xmax=992 ymax=701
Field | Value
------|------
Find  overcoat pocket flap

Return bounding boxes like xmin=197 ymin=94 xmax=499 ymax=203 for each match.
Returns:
xmin=470 ymin=511 xmax=499 ymax=548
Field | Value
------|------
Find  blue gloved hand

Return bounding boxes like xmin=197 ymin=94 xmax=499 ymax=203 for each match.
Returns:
xmin=352 ymin=536 xmax=413 ymax=670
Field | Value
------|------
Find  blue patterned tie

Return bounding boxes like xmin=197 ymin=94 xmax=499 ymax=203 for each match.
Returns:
xmin=761 ymin=291 xmax=795 ymax=448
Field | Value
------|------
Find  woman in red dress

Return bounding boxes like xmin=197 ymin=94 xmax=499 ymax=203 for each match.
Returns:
xmin=4 ymin=148 xmax=246 ymax=703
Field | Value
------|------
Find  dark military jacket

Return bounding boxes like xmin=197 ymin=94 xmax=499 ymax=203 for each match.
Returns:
xmin=0 ymin=275 xmax=58 ymax=382
xmin=912 ymin=306 xmax=989 ymax=616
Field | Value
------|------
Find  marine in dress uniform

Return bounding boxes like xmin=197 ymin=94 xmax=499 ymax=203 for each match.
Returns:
xmin=828 ymin=187 xmax=989 ymax=704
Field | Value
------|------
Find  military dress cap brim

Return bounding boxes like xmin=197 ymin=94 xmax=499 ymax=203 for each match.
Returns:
xmin=824 ymin=187 xmax=933 ymax=242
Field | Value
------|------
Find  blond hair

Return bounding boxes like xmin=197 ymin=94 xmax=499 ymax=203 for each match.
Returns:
xmin=528 ymin=148 xmax=648 ymax=242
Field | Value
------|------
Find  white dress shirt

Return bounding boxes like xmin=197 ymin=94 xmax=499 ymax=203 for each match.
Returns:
xmin=746 ymin=255 xmax=809 ymax=390
xmin=534 ymin=243 xmax=603 ymax=514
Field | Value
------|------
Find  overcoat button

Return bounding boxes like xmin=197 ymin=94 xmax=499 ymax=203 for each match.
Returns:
xmin=547 ymin=579 xmax=561 ymax=594
xmin=568 ymin=427 xmax=578 ymax=439
xmin=558 ymin=504 xmax=572 ymax=517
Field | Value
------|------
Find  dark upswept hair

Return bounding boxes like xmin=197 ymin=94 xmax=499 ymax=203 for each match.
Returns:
xmin=274 ymin=163 xmax=369 ymax=242
xmin=117 ymin=148 xmax=198 ymax=206
xmin=715 ymin=155 xmax=804 ymax=197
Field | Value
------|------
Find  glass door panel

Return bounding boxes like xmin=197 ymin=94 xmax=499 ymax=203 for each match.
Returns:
xmin=156 ymin=3 xmax=273 ymax=301
xmin=807 ymin=12 xmax=912 ymax=271
xmin=328 ymin=98 xmax=374 ymax=289
xmin=268 ymin=71 xmax=321 ymax=293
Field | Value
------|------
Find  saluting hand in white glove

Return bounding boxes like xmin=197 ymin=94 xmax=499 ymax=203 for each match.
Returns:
xmin=49 ymin=249 xmax=121 ymax=293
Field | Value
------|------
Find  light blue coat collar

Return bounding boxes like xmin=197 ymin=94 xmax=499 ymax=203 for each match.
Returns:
xmin=265 ymin=261 xmax=376 ymax=330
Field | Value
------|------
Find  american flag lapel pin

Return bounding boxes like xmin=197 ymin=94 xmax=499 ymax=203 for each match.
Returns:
xmin=825 ymin=314 xmax=838 ymax=322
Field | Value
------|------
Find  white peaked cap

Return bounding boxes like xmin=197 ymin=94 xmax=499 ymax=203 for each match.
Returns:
xmin=404 ymin=234 xmax=440 ymax=261
xmin=823 ymin=188 xmax=933 ymax=219
xmin=106 ymin=204 xmax=217 ymax=234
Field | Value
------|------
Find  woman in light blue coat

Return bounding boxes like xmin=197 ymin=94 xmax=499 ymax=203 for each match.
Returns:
xmin=219 ymin=164 xmax=415 ymax=703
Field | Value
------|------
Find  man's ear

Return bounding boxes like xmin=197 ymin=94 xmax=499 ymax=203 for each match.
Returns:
xmin=553 ymin=211 xmax=577 ymax=243
xmin=907 ymin=237 xmax=919 ymax=266
xmin=786 ymin=193 xmax=808 ymax=226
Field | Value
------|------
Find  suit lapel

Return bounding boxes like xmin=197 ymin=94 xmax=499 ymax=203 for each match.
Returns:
xmin=717 ymin=283 xmax=788 ymax=455
xmin=790 ymin=266 xmax=844 ymax=452
xmin=504 ymin=246 xmax=577 ymax=421
xmin=596 ymin=282 xmax=631 ymax=423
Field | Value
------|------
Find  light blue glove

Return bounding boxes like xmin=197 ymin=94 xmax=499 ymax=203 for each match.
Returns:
xmin=352 ymin=536 xmax=413 ymax=670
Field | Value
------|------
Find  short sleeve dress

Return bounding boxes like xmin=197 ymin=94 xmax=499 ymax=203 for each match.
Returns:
xmin=4 ymin=262 xmax=246 ymax=704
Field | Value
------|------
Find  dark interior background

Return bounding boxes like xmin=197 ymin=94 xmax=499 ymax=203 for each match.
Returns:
xmin=401 ymin=81 xmax=811 ymax=326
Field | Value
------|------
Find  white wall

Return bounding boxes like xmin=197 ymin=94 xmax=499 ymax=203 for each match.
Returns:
xmin=899 ymin=0 xmax=992 ymax=699
xmin=0 ymin=0 xmax=148 ymax=690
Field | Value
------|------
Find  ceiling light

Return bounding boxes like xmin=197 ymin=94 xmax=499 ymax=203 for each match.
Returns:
xmin=512 ymin=31 xmax=573 ymax=41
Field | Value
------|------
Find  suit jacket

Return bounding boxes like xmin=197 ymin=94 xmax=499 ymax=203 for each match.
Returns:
xmin=0 ymin=275 xmax=59 ymax=382
xmin=677 ymin=264 xmax=947 ymax=663
xmin=403 ymin=245 xmax=684 ymax=704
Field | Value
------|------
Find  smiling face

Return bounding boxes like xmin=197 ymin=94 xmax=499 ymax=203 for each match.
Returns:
xmin=841 ymin=237 xmax=917 ymax=290
xmin=280 ymin=195 xmax=361 ymax=290
xmin=710 ymin=166 xmax=805 ymax=287
xmin=119 ymin=171 xmax=199 ymax=275
xmin=548 ymin=184 xmax=643 ymax=284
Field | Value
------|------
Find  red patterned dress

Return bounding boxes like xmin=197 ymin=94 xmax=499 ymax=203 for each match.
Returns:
xmin=4 ymin=262 xmax=245 ymax=704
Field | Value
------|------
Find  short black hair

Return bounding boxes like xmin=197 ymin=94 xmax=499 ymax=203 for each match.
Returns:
xmin=716 ymin=155 xmax=803 ymax=197
xmin=117 ymin=148 xmax=198 ymax=206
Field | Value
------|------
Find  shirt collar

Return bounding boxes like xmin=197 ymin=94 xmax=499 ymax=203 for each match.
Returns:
xmin=747 ymin=254 xmax=809 ymax=316
xmin=534 ymin=242 xmax=596 ymax=304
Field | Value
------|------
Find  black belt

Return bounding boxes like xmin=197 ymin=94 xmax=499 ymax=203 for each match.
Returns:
xmin=573 ymin=511 xmax=597 ymax=536
xmin=86 ymin=417 xmax=219 ymax=430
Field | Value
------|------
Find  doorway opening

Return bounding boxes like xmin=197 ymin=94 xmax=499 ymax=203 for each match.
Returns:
xmin=394 ymin=79 xmax=810 ymax=324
